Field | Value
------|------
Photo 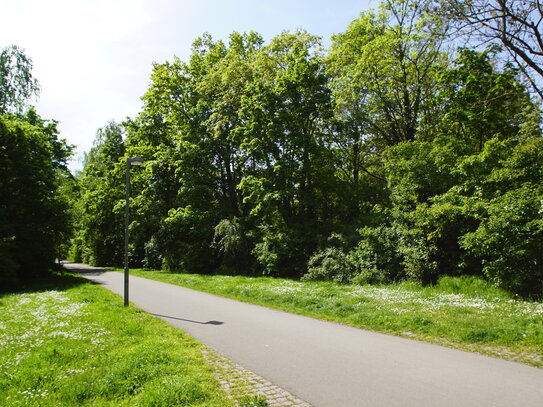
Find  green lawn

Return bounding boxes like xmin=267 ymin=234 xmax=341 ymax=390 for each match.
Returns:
xmin=0 ymin=272 xmax=233 ymax=407
xmin=123 ymin=269 xmax=543 ymax=367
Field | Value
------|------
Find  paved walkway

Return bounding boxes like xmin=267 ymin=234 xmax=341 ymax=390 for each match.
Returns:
xmin=65 ymin=263 xmax=543 ymax=407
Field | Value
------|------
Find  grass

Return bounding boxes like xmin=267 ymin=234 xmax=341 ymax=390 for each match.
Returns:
xmin=0 ymin=271 xmax=235 ymax=407
xmin=120 ymin=268 xmax=543 ymax=367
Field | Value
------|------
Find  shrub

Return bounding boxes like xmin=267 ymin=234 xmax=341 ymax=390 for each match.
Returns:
xmin=252 ymin=224 xmax=315 ymax=278
xmin=303 ymin=246 xmax=354 ymax=283
xmin=461 ymin=185 xmax=543 ymax=298
xmin=303 ymin=228 xmax=405 ymax=285
xmin=143 ymin=235 xmax=162 ymax=269
xmin=398 ymin=233 xmax=439 ymax=286
xmin=213 ymin=218 xmax=255 ymax=273
xmin=350 ymin=226 xmax=405 ymax=284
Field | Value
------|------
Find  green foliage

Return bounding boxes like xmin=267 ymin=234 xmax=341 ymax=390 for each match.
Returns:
xmin=158 ymin=206 xmax=217 ymax=273
xmin=462 ymin=184 xmax=543 ymax=298
xmin=304 ymin=246 xmax=354 ymax=284
xmin=212 ymin=217 xmax=254 ymax=273
xmin=213 ymin=218 xmax=242 ymax=255
xmin=252 ymin=225 xmax=311 ymax=277
xmin=304 ymin=226 xmax=405 ymax=285
xmin=73 ymin=1 xmax=543 ymax=297
xmin=436 ymin=47 xmax=532 ymax=149
xmin=0 ymin=111 xmax=72 ymax=287
xmin=0 ymin=237 xmax=19 ymax=285
xmin=0 ymin=45 xmax=40 ymax=114
xmin=384 ymin=136 xmax=468 ymax=208
xmin=351 ymin=225 xmax=405 ymax=284
xmin=328 ymin=0 xmax=446 ymax=147
xmin=69 ymin=122 xmax=126 ymax=266
xmin=235 ymin=30 xmax=338 ymax=275
xmin=377 ymin=47 xmax=540 ymax=294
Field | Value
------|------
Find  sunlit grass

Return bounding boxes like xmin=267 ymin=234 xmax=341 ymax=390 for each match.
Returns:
xmin=0 ymin=273 xmax=233 ymax=407
xmin=124 ymin=269 xmax=543 ymax=367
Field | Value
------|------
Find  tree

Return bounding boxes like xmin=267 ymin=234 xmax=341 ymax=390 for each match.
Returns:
xmin=0 ymin=45 xmax=40 ymax=114
xmin=328 ymin=0 xmax=447 ymax=149
xmin=325 ymin=0 xmax=449 ymax=226
xmin=302 ymin=44 xmax=541 ymax=293
xmin=236 ymin=30 xmax=337 ymax=276
xmin=0 ymin=46 xmax=71 ymax=287
xmin=436 ymin=47 xmax=533 ymax=150
xmin=460 ymin=135 xmax=543 ymax=298
xmin=116 ymin=30 xmax=341 ymax=276
xmin=0 ymin=110 xmax=72 ymax=287
xmin=438 ymin=0 xmax=543 ymax=98
xmin=72 ymin=122 xmax=126 ymax=265
xmin=384 ymin=48 xmax=537 ymax=285
xmin=123 ymin=32 xmax=263 ymax=273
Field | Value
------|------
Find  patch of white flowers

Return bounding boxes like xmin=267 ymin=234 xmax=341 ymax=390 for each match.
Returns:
xmin=5 ymin=388 xmax=50 ymax=405
xmin=349 ymin=287 xmax=543 ymax=316
xmin=263 ymin=280 xmax=543 ymax=317
xmin=266 ymin=280 xmax=305 ymax=295
xmin=0 ymin=290 xmax=111 ymax=404
xmin=18 ymin=388 xmax=49 ymax=399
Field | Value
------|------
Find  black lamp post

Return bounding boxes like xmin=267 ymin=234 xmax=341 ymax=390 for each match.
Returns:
xmin=124 ymin=156 xmax=143 ymax=306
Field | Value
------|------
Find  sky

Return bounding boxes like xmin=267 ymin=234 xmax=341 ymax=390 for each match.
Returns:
xmin=2 ymin=0 xmax=373 ymax=172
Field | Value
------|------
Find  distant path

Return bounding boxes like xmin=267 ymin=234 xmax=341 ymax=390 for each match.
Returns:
xmin=65 ymin=262 xmax=543 ymax=407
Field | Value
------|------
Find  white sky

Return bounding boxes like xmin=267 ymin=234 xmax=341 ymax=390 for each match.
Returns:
xmin=1 ymin=0 xmax=372 ymax=172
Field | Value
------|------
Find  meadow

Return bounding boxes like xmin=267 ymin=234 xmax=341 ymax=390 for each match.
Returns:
xmin=0 ymin=272 xmax=234 ymax=407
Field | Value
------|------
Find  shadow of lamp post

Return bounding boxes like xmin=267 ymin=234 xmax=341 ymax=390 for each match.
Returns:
xmin=125 ymin=156 xmax=144 ymax=306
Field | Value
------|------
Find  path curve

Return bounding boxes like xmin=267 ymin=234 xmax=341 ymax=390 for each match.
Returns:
xmin=65 ymin=262 xmax=543 ymax=407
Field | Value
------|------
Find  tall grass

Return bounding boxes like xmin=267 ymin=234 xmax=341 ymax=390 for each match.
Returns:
xmin=126 ymin=269 xmax=543 ymax=367
xmin=0 ymin=272 xmax=233 ymax=406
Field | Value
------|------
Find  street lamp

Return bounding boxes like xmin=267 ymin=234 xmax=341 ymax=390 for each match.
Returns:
xmin=124 ymin=156 xmax=143 ymax=306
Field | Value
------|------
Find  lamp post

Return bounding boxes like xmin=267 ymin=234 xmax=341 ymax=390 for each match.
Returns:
xmin=124 ymin=156 xmax=143 ymax=306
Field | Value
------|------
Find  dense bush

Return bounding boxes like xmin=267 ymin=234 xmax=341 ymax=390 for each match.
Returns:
xmin=304 ymin=246 xmax=354 ymax=284
xmin=304 ymin=228 xmax=405 ymax=285
xmin=462 ymin=185 xmax=543 ymax=298
xmin=350 ymin=226 xmax=405 ymax=284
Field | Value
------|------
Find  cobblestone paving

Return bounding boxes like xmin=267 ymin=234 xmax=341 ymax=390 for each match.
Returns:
xmin=202 ymin=349 xmax=313 ymax=407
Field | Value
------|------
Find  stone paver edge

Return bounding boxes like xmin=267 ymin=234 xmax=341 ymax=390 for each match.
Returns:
xmin=202 ymin=348 xmax=313 ymax=407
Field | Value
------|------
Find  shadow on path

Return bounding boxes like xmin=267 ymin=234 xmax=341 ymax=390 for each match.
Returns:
xmin=63 ymin=262 xmax=225 ymax=327
xmin=152 ymin=313 xmax=224 ymax=326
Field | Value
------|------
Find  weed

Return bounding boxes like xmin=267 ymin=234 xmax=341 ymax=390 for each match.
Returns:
xmin=239 ymin=395 xmax=269 ymax=407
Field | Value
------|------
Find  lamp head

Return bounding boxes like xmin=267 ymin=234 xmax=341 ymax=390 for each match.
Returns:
xmin=128 ymin=156 xmax=144 ymax=166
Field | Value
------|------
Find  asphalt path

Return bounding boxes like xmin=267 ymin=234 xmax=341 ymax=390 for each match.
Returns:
xmin=65 ymin=262 xmax=543 ymax=407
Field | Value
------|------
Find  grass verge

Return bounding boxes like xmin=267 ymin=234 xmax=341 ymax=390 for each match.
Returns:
xmin=0 ymin=271 xmax=234 ymax=407
xmin=121 ymin=269 xmax=543 ymax=367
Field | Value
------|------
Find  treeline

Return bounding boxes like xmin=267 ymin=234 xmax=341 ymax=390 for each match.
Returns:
xmin=0 ymin=45 xmax=73 ymax=289
xmin=70 ymin=1 xmax=543 ymax=297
